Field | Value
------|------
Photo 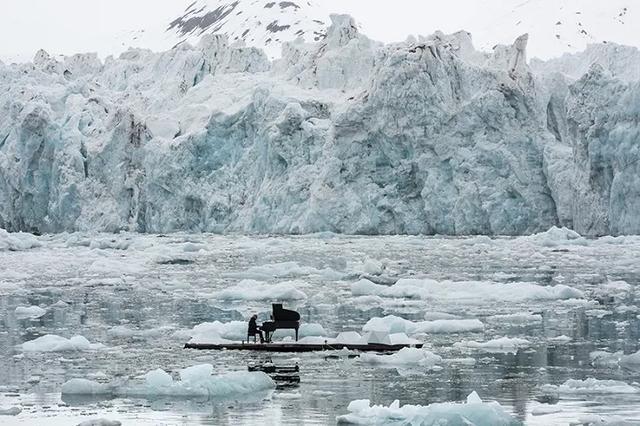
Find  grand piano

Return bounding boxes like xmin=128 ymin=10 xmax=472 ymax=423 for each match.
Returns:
xmin=261 ymin=304 xmax=301 ymax=343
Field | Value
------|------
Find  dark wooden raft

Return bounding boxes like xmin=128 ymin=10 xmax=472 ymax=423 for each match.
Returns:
xmin=184 ymin=342 xmax=423 ymax=352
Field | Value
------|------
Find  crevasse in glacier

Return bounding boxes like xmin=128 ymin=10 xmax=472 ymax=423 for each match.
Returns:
xmin=0 ymin=15 xmax=638 ymax=235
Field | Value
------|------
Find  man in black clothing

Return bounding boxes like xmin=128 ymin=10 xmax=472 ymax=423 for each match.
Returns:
xmin=248 ymin=314 xmax=264 ymax=343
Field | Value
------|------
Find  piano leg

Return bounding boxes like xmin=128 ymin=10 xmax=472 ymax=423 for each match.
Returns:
xmin=295 ymin=328 xmax=298 ymax=342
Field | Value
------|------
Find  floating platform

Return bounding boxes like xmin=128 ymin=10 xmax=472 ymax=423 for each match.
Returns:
xmin=184 ymin=342 xmax=423 ymax=352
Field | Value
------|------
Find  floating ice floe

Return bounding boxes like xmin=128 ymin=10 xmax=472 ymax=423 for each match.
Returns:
xmin=61 ymin=365 xmax=275 ymax=398
xmin=594 ymin=281 xmax=633 ymax=304
xmin=541 ymin=378 xmax=640 ymax=394
xmin=299 ymin=323 xmax=327 ymax=337
xmin=61 ymin=379 xmax=111 ymax=395
xmin=0 ymin=228 xmax=41 ymax=252
xmin=213 ymin=280 xmax=307 ymax=301
xmin=601 ymin=281 xmax=632 ymax=295
xmin=22 ymin=335 xmax=105 ymax=352
xmin=585 ymin=309 xmax=613 ymax=318
xmin=489 ymin=313 xmax=543 ymax=324
xmin=423 ymin=312 xmax=461 ymax=321
xmin=548 ymin=335 xmax=572 ymax=344
xmin=312 ymin=390 xmax=335 ymax=396
xmin=0 ymin=407 xmax=22 ymax=416
xmin=359 ymin=348 xmax=442 ymax=368
xmin=151 ymin=248 xmax=200 ymax=265
xmin=444 ymin=357 xmax=477 ymax=366
xmin=88 ymin=235 xmax=134 ymax=250
xmin=590 ymin=350 xmax=640 ymax=368
xmin=77 ymin=419 xmax=122 ymax=426
xmin=351 ymin=278 xmax=583 ymax=303
xmin=620 ymin=351 xmax=640 ymax=366
xmin=363 ymin=315 xmax=484 ymax=335
xmin=590 ymin=351 xmax=623 ymax=368
xmin=335 ymin=331 xmax=364 ymax=344
xmin=521 ymin=226 xmax=587 ymax=247
xmin=454 ymin=337 xmax=531 ymax=353
xmin=616 ymin=305 xmax=639 ymax=314
xmin=574 ymin=414 xmax=632 ymax=425
xmin=182 ymin=321 xmax=247 ymax=344
xmin=276 ymin=392 xmax=302 ymax=399
xmin=336 ymin=391 xmax=517 ymax=425
xmin=531 ymin=404 xmax=563 ymax=416
xmin=108 ymin=325 xmax=174 ymax=339
xmin=14 ymin=305 xmax=47 ymax=319
xmin=350 ymin=295 xmax=386 ymax=306
xmin=226 ymin=262 xmax=343 ymax=281
xmin=360 ymin=258 xmax=385 ymax=276
xmin=88 ymin=258 xmax=146 ymax=275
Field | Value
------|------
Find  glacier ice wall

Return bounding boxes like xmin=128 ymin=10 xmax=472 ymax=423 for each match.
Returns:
xmin=0 ymin=15 xmax=638 ymax=236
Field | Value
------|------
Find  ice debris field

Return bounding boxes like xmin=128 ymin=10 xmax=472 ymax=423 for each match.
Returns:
xmin=1 ymin=228 xmax=640 ymax=424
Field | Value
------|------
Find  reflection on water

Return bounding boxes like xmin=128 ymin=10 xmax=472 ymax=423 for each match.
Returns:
xmin=1 ymin=234 xmax=640 ymax=425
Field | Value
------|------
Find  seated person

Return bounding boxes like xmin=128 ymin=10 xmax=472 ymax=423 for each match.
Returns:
xmin=248 ymin=314 xmax=264 ymax=343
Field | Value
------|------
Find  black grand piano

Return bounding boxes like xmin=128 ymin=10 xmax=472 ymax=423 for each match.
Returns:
xmin=261 ymin=304 xmax=301 ymax=343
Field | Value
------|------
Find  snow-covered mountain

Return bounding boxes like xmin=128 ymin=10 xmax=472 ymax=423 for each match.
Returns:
xmin=120 ymin=0 xmax=330 ymax=59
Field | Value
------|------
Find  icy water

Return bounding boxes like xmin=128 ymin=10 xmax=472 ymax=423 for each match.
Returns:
xmin=1 ymin=232 xmax=640 ymax=425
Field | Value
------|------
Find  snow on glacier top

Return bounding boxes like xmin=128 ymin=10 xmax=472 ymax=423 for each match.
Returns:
xmin=470 ymin=0 xmax=637 ymax=60
xmin=0 ymin=0 xmax=638 ymax=63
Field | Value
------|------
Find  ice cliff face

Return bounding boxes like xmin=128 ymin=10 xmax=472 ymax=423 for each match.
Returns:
xmin=0 ymin=16 xmax=638 ymax=236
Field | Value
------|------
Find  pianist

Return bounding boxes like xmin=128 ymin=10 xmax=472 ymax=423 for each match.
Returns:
xmin=248 ymin=314 xmax=264 ymax=343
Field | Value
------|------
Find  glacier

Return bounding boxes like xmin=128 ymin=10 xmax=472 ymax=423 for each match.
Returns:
xmin=1 ymin=15 xmax=639 ymax=236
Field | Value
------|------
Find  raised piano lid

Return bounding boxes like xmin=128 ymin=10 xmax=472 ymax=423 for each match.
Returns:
xmin=272 ymin=303 xmax=301 ymax=321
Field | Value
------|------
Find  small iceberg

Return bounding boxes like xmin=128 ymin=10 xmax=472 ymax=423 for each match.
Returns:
xmin=212 ymin=280 xmax=307 ymax=301
xmin=454 ymin=337 xmax=531 ymax=354
xmin=15 ymin=306 xmax=47 ymax=319
xmin=22 ymin=335 xmax=105 ymax=352
xmin=62 ymin=364 xmax=275 ymax=399
xmin=359 ymin=348 xmax=442 ymax=368
xmin=0 ymin=407 xmax=22 ymax=416
xmin=337 ymin=391 xmax=517 ymax=425
xmin=541 ymin=378 xmax=640 ymax=395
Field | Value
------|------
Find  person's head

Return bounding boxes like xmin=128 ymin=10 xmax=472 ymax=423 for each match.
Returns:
xmin=251 ymin=314 xmax=257 ymax=320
